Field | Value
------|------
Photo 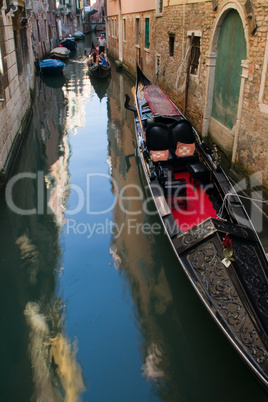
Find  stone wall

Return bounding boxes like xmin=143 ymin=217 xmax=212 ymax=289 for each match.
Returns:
xmin=0 ymin=10 xmax=33 ymax=181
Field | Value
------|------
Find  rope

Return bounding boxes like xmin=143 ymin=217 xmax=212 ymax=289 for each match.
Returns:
xmin=217 ymin=192 xmax=268 ymax=219
xmin=175 ymin=42 xmax=191 ymax=92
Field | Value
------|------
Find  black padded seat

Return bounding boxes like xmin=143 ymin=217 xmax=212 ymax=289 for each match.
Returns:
xmin=146 ymin=123 xmax=172 ymax=163
xmin=187 ymin=163 xmax=210 ymax=185
xmin=171 ymin=119 xmax=195 ymax=144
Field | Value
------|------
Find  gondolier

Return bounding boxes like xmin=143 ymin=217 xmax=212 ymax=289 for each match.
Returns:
xmin=98 ymin=34 xmax=106 ymax=55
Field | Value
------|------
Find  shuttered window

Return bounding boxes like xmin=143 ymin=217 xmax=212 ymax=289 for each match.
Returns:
xmin=145 ymin=18 xmax=150 ymax=49
xmin=190 ymin=36 xmax=200 ymax=75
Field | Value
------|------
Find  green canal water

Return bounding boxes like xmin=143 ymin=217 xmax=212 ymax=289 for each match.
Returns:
xmin=0 ymin=35 xmax=267 ymax=401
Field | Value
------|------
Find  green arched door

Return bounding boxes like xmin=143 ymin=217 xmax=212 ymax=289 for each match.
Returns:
xmin=211 ymin=10 xmax=247 ymax=129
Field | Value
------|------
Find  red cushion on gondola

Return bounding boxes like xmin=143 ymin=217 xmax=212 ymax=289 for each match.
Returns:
xmin=150 ymin=150 xmax=169 ymax=161
xmin=175 ymin=142 xmax=195 ymax=157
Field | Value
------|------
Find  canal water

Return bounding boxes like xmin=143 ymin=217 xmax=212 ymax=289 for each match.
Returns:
xmin=0 ymin=35 xmax=267 ymax=402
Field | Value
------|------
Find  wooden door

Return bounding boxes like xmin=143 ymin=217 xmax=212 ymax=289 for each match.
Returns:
xmin=211 ymin=10 xmax=246 ymax=129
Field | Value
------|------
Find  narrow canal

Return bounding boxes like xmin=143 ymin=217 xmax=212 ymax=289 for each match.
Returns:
xmin=0 ymin=35 xmax=267 ymax=402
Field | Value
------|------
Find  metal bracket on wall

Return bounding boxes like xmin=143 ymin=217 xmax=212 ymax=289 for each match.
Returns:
xmin=245 ymin=0 xmax=257 ymax=35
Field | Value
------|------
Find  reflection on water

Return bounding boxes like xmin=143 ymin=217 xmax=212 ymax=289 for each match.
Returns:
xmin=24 ymin=299 xmax=85 ymax=402
xmin=88 ymin=75 xmax=111 ymax=100
xmin=16 ymin=233 xmax=39 ymax=284
xmin=41 ymin=74 xmax=67 ymax=89
xmin=142 ymin=343 xmax=164 ymax=381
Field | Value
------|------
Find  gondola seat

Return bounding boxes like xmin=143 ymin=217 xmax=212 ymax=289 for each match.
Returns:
xmin=146 ymin=123 xmax=173 ymax=163
xmin=187 ymin=162 xmax=210 ymax=186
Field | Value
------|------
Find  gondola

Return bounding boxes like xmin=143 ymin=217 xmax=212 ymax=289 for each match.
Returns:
xmin=125 ymin=65 xmax=268 ymax=389
xmin=88 ymin=56 xmax=111 ymax=79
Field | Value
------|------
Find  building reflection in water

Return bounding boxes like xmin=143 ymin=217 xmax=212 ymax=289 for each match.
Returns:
xmin=106 ymin=70 xmax=176 ymax=395
xmin=0 ymin=72 xmax=86 ymax=400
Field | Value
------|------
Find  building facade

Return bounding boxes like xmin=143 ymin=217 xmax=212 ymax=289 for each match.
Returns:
xmin=0 ymin=0 xmax=87 ymax=184
xmin=106 ymin=0 xmax=268 ymax=190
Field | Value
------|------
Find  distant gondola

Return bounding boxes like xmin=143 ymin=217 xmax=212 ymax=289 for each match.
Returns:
xmin=87 ymin=44 xmax=111 ymax=79
xmin=88 ymin=62 xmax=111 ymax=79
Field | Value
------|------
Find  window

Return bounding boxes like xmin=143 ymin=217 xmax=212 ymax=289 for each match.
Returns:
xmin=169 ymin=34 xmax=175 ymax=57
xmin=145 ymin=18 xmax=150 ymax=49
xmin=156 ymin=54 xmax=161 ymax=78
xmin=123 ymin=18 xmax=126 ymax=41
xmin=135 ymin=18 xmax=140 ymax=46
xmin=189 ymin=35 xmax=201 ymax=75
xmin=113 ymin=18 xmax=117 ymax=37
xmin=107 ymin=18 xmax=111 ymax=37
xmin=112 ymin=18 xmax=117 ymax=37
xmin=156 ymin=0 xmax=163 ymax=14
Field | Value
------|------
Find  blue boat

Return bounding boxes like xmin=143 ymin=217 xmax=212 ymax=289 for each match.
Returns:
xmin=39 ymin=59 xmax=66 ymax=75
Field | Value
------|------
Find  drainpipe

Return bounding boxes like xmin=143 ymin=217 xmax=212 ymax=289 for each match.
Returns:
xmin=118 ymin=0 xmax=122 ymax=62
xmin=182 ymin=0 xmax=185 ymax=60
xmin=231 ymin=59 xmax=249 ymax=164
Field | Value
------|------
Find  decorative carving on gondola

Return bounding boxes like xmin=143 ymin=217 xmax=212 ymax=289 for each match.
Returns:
xmin=213 ymin=219 xmax=249 ymax=239
xmin=174 ymin=219 xmax=216 ymax=252
xmin=232 ymin=242 xmax=268 ymax=331
xmin=186 ymin=242 xmax=268 ymax=374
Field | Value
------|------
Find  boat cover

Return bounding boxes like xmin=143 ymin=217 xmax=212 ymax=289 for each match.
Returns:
xmin=40 ymin=59 xmax=66 ymax=68
xmin=50 ymin=47 xmax=70 ymax=56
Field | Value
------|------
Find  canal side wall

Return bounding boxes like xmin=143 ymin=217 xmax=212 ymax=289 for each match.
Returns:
xmin=106 ymin=0 xmax=268 ymax=191
xmin=0 ymin=10 xmax=34 ymax=187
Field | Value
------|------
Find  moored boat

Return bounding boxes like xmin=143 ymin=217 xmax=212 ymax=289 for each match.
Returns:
xmin=39 ymin=59 xmax=66 ymax=75
xmin=125 ymin=65 xmax=268 ymax=389
xmin=49 ymin=46 xmax=70 ymax=60
xmin=60 ymin=38 xmax=77 ymax=51
xmin=73 ymin=30 xmax=85 ymax=40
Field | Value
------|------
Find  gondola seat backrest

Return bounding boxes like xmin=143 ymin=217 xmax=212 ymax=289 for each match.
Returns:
xmin=171 ymin=120 xmax=195 ymax=159
xmin=146 ymin=123 xmax=172 ymax=162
